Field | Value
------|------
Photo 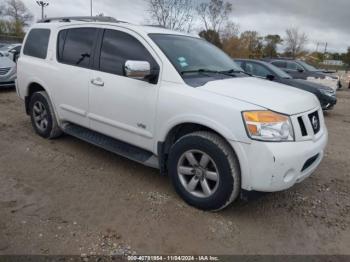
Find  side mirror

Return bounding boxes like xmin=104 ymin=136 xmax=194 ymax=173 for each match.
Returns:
xmin=266 ymin=74 xmax=275 ymax=81
xmin=297 ymin=68 xmax=304 ymax=73
xmin=125 ymin=60 xmax=152 ymax=80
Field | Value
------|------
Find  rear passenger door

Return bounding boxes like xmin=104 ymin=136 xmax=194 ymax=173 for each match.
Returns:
xmin=54 ymin=27 xmax=98 ymax=128
xmin=88 ymin=28 xmax=161 ymax=152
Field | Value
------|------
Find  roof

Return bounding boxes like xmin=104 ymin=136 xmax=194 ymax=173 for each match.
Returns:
xmin=32 ymin=16 xmax=197 ymax=38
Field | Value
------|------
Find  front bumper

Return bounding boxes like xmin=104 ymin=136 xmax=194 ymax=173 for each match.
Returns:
xmin=230 ymin=128 xmax=328 ymax=192
xmin=320 ymin=96 xmax=337 ymax=110
xmin=0 ymin=68 xmax=16 ymax=88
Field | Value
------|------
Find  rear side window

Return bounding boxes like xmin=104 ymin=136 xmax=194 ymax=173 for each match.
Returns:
xmin=57 ymin=28 xmax=97 ymax=68
xmin=99 ymin=29 xmax=158 ymax=76
xmin=23 ymin=29 xmax=50 ymax=59
xmin=271 ymin=61 xmax=286 ymax=68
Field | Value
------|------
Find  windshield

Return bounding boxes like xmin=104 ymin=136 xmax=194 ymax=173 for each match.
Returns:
xmin=264 ymin=62 xmax=292 ymax=79
xmin=149 ymin=34 xmax=243 ymax=75
xmin=298 ymin=61 xmax=318 ymax=72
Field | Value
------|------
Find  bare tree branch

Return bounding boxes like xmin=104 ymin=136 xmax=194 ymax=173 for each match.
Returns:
xmin=196 ymin=0 xmax=233 ymax=33
xmin=285 ymin=28 xmax=308 ymax=58
xmin=146 ymin=0 xmax=194 ymax=32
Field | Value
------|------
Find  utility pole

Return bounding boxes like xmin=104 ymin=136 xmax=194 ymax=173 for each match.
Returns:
xmin=36 ymin=1 xmax=49 ymax=19
xmin=90 ymin=0 xmax=93 ymax=16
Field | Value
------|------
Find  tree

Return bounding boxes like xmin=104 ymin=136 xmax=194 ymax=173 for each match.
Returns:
xmin=222 ymin=31 xmax=263 ymax=59
xmin=220 ymin=21 xmax=239 ymax=41
xmin=4 ymin=0 xmax=33 ymax=36
xmin=146 ymin=0 xmax=194 ymax=32
xmin=240 ymin=31 xmax=263 ymax=58
xmin=196 ymin=0 xmax=233 ymax=33
xmin=199 ymin=29 xmax=222 ymax=48
xmin=263 ymin=34 xmax=283 ymax=58
xmin=284 ymin=28 xmax=308 ymax=58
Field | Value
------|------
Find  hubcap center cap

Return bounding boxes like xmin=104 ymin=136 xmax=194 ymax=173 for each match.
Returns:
xmin=194 ymin=167 xmax=205 ymax=180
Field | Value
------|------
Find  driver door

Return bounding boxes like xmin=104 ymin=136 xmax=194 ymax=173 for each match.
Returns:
xmin=88 ymin=28 xmax=161 ymax=151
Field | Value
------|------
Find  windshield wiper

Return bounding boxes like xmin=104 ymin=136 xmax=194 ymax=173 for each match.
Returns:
xmin=181 ymin=69 xmax=219 ymax=76
xmin=219 ymin=69 xmax=251 ymax=76
xmin=181 ymin=68 xmax=246 ymax=77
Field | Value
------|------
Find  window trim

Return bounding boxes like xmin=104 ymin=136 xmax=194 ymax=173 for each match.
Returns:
xmin=56 ymin=27 xmax=100 ymax=69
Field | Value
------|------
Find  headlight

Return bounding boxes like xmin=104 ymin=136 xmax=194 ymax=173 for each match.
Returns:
xmin=320 ymin=89 xmax=335 ymax=97
xmin=242 ymin=111 xmax=294 ymax=142
xmin=325 ymin=76 xmax=337 ymax=81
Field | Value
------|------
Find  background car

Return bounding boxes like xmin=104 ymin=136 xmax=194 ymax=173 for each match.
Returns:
xmin=0 ymin=53 xmax=17 ymax=88
xmin=0 ymin=43 xmax=22 ymax=62
xmin=235 ymin=59 xmax=337 ymax=110
xmin=263 ymin=58 xmax=341 ymax=90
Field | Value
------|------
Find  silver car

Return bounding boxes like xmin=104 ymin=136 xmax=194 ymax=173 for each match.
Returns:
xmin=0 ymin=53 xmax=16 ymax=88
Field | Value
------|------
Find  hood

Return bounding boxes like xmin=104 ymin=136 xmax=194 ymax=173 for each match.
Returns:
xmin=200 ymin=77 xmax=319 ymax=115
xmin=0 ymin=56 xmax=15 ymax=68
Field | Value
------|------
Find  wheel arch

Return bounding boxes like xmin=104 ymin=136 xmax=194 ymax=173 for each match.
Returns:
xmin=25 ymin=82 xmax=48 ymax=115
xmin=157 ymin=121 xmax=239 ymax=176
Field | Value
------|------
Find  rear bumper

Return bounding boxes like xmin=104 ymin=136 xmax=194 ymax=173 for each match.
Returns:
xmin=230 ymin=128 xmax=328 ymax=192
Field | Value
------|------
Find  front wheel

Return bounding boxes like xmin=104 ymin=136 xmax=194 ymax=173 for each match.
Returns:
xmin=168 ymin=131 xmax=241 ymax=211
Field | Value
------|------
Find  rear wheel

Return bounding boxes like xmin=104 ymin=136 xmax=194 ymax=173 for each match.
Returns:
xmin=29 ymin=91 xmax=63 ymax=139
xmin=168 ymin=131 xmax=241 ymax=211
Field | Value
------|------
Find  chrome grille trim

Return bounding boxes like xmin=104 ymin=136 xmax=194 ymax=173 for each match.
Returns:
xmin=0 ymin=67 xmax=11 ymax=75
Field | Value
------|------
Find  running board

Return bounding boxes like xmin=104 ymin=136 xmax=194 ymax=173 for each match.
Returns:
xmin=62 ymin=124 xmax=159 ymax=169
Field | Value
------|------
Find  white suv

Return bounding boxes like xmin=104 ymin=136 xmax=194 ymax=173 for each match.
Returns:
xmin=16 ymin=17 xmax=328 ymax=211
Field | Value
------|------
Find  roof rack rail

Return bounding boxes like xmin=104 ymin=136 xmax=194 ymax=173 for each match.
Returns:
xmin=38 ymin=16 xmax=121 ymax=23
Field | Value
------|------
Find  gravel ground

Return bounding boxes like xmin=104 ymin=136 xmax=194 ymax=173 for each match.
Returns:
xmin=0 ymin=88 xmax=349 ymax=256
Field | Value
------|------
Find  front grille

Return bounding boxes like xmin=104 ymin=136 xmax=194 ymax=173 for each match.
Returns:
xmin=301 ymin=154 xmax=319 ymax=172
xmin=308 ymin=111 xmax=321 ymax=134
xmin=0 ymin=67 xmax=11 ymax=75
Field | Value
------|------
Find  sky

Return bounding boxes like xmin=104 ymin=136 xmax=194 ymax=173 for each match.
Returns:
xmin=21 ymin=0 xmax=350 ymax=53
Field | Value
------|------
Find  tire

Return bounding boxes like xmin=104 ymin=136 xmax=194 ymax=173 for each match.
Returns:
xmin=168 ymin=131 xmax=241 ymax=211
xmin=29 ymin=91 xmax=63 ymax=139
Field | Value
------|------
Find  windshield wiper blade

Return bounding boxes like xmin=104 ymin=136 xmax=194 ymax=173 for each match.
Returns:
xmin=219 ymin=69 xmax=251 ymax=76
xmin=181 ymin=69 xmax=218 ymax=75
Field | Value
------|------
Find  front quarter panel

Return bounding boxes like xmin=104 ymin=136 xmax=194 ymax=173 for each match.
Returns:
xmin=156 ymin=81 xmax=263 ymax=150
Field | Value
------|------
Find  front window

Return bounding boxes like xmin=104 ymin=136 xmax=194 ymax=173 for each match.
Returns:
xmin=265 ymin=63 xmax=292 ymax=79
xmin=149 ymin=34 xmax=242 ymax=75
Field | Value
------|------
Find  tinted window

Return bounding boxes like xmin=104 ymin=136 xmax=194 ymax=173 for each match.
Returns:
xmin=272 ymin=61 xmax=286 ymax=68
xmin=287 ymin=61 xmax=303 ymax=71
xmin=23 ymin=29 xmax=50 ymax=59
xmin=99 ymin=29 xmax=158 ymax=76
xmin=58 ymin=28 xmax=97 ymax=67
xmin=245 ymin=62 xmax=271 ymax=78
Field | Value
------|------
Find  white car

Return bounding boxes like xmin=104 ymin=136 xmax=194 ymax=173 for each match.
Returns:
xmin=0 ymin=53 xmax=17 ymax=88
xmin=0 ymin=43 xmax=22 ymax=62
xmin=16 ymin=17 xmax=328 ymax=211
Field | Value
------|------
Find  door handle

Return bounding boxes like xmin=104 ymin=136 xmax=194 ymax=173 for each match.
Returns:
xmin=91 ymin=78 xmax=104 ymax=87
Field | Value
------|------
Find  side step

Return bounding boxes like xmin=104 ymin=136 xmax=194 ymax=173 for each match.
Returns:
xmin=62 ymin=124 xmax=159 ymax=169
